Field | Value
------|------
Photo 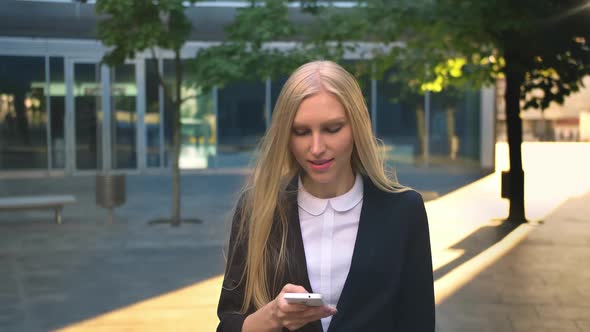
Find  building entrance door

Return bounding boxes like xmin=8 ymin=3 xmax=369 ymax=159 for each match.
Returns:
xmin=65 ymin=59 xmax=141 ymax=174
xmin=65 ymin=59 xmax=109 ymax=173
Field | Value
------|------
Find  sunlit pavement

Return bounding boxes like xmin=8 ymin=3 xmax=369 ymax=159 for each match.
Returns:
xmin=57 ymin=275 xmax=223 ymax=332
xmin=6 ymin=142 xmax=590 ymax=331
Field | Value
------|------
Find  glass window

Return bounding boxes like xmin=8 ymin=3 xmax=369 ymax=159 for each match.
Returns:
xmin=74 ymin=63 xmax=101 ymax=170
xmin=163 ymin=60 xmax=174 ymax=168
xmin=342 ymin=60 xmax=372 ymax=115
xmin=0 ymin=56 xmax=48 ymax=170
xmin=111 ymin=63 xmax=137 ymax=169
xmin=430 ymin=88 xmax=481 ymax=165
xmin=49 ymin=57 xmax=65 ymax=169
xmin=271 ymin=76 xmax=288 ymax=112
xmin=376 ymin=70 xmax=422 ymax=164
xmin=145 ymin=59 xmax=161 ymax=167
xmin=217 ymin=79 xmax=265 ymax=168
xmin=163 ymin=59 xmax=216 ymax=169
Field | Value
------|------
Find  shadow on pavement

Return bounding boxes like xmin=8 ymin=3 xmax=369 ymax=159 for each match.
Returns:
xmin=433 ymin=220 xmax=520 ymax=281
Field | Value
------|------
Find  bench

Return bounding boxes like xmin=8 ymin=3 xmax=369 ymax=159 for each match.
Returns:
xmin=0 ymin=195 xmax=76 ymax=224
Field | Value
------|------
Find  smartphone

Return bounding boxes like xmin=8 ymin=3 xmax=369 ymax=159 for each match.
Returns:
xmin=284 ymin=293 xmax=324 ymax=306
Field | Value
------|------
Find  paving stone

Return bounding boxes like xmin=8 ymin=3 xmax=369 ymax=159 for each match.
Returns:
xmin=0 ymin=321 xmax=29 ymax=332
xmin=577 ymin=320 xmax=590 ymax=332
xmin=501 ymin=288 xmax=559 ymax=305
xmin=437 ymin=310 xmax=513 ymax=332
xmin=0 ymin=306 xmax=24 ymax=322
xmin=556 ymin=291 xmax=590 ymax=307
xmin=439 ymin=302 xmax=539 ymax=321
xmin=510 ymin=318 xmax=581 ymax=332
xmin=536 ymin=305 xmax=590 ymax=320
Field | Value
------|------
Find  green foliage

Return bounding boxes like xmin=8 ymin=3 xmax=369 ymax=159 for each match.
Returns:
xmin=226 ymin=0 xmax=296 ymax=48
xmin=362 ymin=0 xmax=497 ymax=99
xmin=96 ymin=0 xmax=196 ymax=66
xmin=303 ymin=2 xmax=370 ymax=58
xmin=361 ymin=0 xmax=590 ymax=109
xmin=191 ymin=0 xmax=319 ymax=91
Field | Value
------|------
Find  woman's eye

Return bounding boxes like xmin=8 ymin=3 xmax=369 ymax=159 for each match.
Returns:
xmin=293 ymin=129 xmax=309 ymax=136
xmin=326 ymin=126 xmax=342 ymax=134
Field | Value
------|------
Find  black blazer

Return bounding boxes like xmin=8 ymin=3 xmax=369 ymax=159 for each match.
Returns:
xmin=217 ymin=176 xmax=435 ymax=332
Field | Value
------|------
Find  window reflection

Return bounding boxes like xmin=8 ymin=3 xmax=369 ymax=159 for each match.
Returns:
xmin=111 ymin=63 xmax=137 ymax=169
xmin=217 ymin=80 xmax=265 ymax=168
xmin=271 ymin=76 xmax=288 ymax=112
xmin=49 ymin=57 xmax=65 ymax=169
xmin=430 ymin=89 xmax=481 ymax=165
xmin=376 ymin=69 xmax=421 ymax=164
xmin=163 ymin=60 xmax=216 ymax=169
xmin=146 ymin=59 xmax=162 ymax=167
xmin=0 ymin=56 xmax=48 ymax=170
xmin=74 ymin=63 xmax=101 ymax=170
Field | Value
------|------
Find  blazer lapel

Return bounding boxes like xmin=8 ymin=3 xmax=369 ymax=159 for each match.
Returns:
xmin=286 ymin=191 xmax=314 ymax=293
xmin=285 ymin=179 xmax=323 ymax=332
xmin=327 ymin=177 xmax=381 ymax=331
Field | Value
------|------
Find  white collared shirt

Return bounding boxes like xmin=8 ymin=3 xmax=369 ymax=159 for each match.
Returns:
xmin=297 ymin=175 xmax=363 ymax=332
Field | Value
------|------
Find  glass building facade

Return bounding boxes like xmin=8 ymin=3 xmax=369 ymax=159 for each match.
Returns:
xmin=0 ymin=38 xmax=495 ymax=175
xmin=0 ymin=55 xmax=48 ymax=170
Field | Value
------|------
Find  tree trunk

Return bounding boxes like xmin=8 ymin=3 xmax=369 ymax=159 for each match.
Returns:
xmin=171 ymin=50 xmax=183 ymax=226
xmin=503 ymin=49 xmax=527 ymax=224
xmin=446 ymin=106 xmax=458 ymax=160
xmin=416 ymin=104 xmax=426 ymax=161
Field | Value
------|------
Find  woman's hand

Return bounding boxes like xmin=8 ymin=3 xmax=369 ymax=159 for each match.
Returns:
xmin=243 ymin=284 xmax=337 ymax=332
xmin=269 ymin=283 xmax=337 ymax=331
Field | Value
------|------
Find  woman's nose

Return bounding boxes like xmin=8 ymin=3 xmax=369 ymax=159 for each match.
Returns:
xmin=310 ymin=133 xmax=326 ymax=156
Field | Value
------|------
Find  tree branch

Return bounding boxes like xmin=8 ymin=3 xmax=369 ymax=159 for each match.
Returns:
xmin=151 ymin=47 xmax=174 ymax=103
xmin=180 ymin=94 xmax=198 ymax=104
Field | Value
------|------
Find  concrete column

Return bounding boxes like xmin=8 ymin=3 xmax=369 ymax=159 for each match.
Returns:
xmin=480 ymin=86 xmax=496 ymax=170
xmin=101 ymin=64 xmax=111 ymax=172
xmin=136 ymin=59 xmax=147 ymax=171
xmin=64 ymin=58 xmax=74 ymax=174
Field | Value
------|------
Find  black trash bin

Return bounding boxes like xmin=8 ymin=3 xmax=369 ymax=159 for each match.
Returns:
xmin=96 ymin=174 xmax=126 ymax=222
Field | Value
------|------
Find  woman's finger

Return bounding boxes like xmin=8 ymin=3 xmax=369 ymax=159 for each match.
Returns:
xmin=282 ymin=305 xmax=337 ymax=330
xmin=300 ymin=305 xmax=338 ymax=321
xmin=277 ymin=299 xmax=308 ymax=313
xmin=281 ymin=283 xmax=308 ymax=294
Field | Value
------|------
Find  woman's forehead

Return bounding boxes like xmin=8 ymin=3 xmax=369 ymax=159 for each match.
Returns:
xmin=293 ymin=98 xmax=347 ymax=126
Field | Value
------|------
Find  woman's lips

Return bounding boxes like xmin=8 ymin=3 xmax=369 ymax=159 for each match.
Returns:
xmin=308 ymin=159 xmax=334 ymax=171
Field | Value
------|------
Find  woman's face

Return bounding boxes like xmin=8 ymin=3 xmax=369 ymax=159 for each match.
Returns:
xmin=289 ymin=91 xmax=355 ymax=196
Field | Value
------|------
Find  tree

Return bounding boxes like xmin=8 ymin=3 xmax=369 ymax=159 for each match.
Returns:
xmin=96 ymin=0 xmax=200 ymax=226
xmin=190 ymin=0 xmax=323 ymax=92
xmin=358 ymin=0 xmax=590 ymax=223
xmin=190 ymin=0 xmax=369 ymax=92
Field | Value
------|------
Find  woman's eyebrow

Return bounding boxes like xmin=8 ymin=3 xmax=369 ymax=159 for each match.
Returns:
xmin=292 ymin=118 xmax=347 ymax=128
xmin=323 ymin=118 xmax=347 ymax=126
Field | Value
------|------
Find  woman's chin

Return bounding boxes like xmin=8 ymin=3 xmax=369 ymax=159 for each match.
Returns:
xmin=305 ymin=171 xmax=337 ymax=185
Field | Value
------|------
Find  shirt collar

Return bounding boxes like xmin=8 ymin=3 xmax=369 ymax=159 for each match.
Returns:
xmin=297 ymin=174 xmax=363 ymax=216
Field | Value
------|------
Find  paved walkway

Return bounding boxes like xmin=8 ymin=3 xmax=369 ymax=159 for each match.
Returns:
xmin=436 ymin=188 xmax=590 ymax=332
xmin=50 ymin=184 xmax=590 ymax=332
xmin=0 ymin=159 xmax=483 ymax=332
xmin=1 ymin=142 xmax=589 ymax=331
xmin=433 ymin=143 xmax=590 ymax=332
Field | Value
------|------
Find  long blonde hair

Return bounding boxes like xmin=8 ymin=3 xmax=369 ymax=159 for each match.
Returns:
xmin=230 ymin=60 xmax=408 ymax=312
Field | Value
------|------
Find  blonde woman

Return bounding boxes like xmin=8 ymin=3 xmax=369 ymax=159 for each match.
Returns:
xmin=217 ymin=61 xmax=435 ymax=332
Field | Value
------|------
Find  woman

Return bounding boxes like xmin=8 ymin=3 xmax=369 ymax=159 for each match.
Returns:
xmin=217 ymin=61 xmax=435 ymax=332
